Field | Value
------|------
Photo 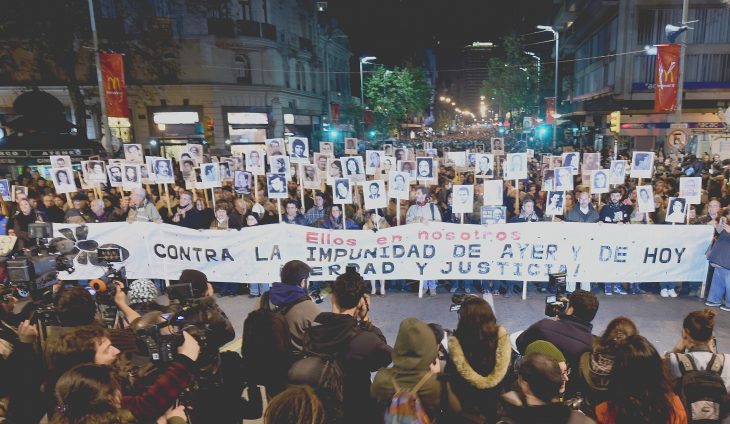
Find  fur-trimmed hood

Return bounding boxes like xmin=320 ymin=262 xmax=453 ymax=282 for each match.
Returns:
xmin=448 ymin=325 xmax=511 ymax=389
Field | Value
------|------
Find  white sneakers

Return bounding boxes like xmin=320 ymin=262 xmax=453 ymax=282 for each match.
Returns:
xmin=661 ymin=288 xmax=678 ymax=298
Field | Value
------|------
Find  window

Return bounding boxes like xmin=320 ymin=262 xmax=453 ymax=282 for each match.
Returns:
xmin=239 ymin=0 xmax=251 ymax=20
xmin=151 ymin=0 xmax=171 ymax=17
xmin=100 ymin=0 xmax=117 ymax=18
xmin=296 ymin=62 xmax=305 ymax=91
xmin=235 ymin=55 xmax=252 ymax=84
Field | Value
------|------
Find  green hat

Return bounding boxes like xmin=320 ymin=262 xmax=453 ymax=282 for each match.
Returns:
xmin=525 ymin=340 xmax=566 ymax=363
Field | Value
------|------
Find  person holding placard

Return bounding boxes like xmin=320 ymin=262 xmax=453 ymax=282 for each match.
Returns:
xmin=598 ymin=189 xmax=630 ymax=296
xmin=305 ymin=191 xmax=328 ymax=225
xmin=282 ymin=199 xmax=306 ymax=225
xmin=317 ymin=204 xmax=359 ymax=230
xmin=406 ymin=186 xmax=442 ymax=296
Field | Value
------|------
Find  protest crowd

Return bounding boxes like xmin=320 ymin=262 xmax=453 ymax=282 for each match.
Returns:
xmin=1 ymin=129 xmax=730 ymax=423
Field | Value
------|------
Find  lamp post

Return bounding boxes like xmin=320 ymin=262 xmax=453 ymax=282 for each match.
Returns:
xmin=537 ymin=25 xmax=559 ymax=149
xmin=359 ymin=56 xmax=376 ymax=140
xmin=359 ymin=56 xmax=377 ymax=106
xmin=524 ymin=51 xmax=541 ymax=117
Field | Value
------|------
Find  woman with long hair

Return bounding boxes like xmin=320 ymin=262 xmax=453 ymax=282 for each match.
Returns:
xmin=576 ymin=317 xmax=638 ymax=416
xmin=50 ymin=364 xmax=186 ymax=424
xmin=595 ymin=335 xmax=686 ymax=424
xmin=445 ymin=296 xmax=511 ymax=422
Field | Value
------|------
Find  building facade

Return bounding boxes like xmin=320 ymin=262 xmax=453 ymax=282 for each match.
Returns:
xmin=458 ymin=42 xmax=495 ymax=114
xmin=553 ymin=0 xmax=730 ymax=151
xmin=0 ymin=0 xmax=353 ymax=153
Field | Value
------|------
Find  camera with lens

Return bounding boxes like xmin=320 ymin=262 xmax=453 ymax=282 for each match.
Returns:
xmin=544 ymin=272 xmax=569 ymax=317
xmin=6 ymin=223 xmax=75 ymax=299
xmin=450 ymin=293 xmax=480 ymax=312
xmin=135 ymin=316 xmax=185 ymax=364
xmin=87 ymin=264 xmax=127 ymax=305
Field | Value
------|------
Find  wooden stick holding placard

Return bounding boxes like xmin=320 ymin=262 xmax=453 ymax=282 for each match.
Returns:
xmin=163 ymin=184 xmax=172 ymax=215
xmin=396 ymin=199 xmax=401 ymax=226
xmin=254 ymin=175 xmax=259 ymax=205
xmin=277 ymin=198 xmax=282 ymax=222
xmin=203 ymin=189 xmax=209 ymax=208
xmin=514 ymin=179 xmax=520 ymax=214
xmin=210 ymin=188 xmax=216 ymax=210
xmin=298 ymin=163 xmax=305 ymax=212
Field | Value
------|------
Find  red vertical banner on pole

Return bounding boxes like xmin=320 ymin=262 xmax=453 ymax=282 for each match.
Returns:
xmin=330 ymin=103 xmax=340 ymax=124
xmin=364 ymin=109 xmax=373 ymax=128
xmin=100 ymin=53 xmax=129 ymax=118
xmin=545 ymin=97 xmax=556 ymax=124
xmin=654 ymin=44 xmax=681 ymax=113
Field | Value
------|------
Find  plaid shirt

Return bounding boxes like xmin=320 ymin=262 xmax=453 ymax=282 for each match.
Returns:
xmin=122 ymin=356 xmax=195 ymax=422
xmin=304 ymin=206 xmax=326 ymax=225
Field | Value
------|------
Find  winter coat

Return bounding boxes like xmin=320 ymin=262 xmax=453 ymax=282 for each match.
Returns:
xmin=516 ymin=316 xmax=593 ymax=373
xmin=565 ymin=205 xmax=599 ymax=223
xmin=126 ymin=200 xmax=162 ymax=223
xmin=372 ymin=317 xmax=461 ymax=421
xmin=306 ymin=312 xmax=392 ymax=424
xmin=260 ymin=283 xmax=321 ymax=351
xmin=498 ymin=391 xmax=596 ymax=424
xmin=446 ymin=325 xmax=512 ymax=422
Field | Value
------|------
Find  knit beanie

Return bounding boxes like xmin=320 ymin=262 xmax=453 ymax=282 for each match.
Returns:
xmin=127 ymin=279 xmax=159 ymax=305
xmin=525 ymin=340 xmax=566 ymax=363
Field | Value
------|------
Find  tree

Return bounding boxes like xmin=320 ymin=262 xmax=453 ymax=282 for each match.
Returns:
xmin=364 ymin=66 xmax=433 ymax=136
xmin=0 ymin=0 xmax=179 ymax=142
xmin=481 ymin=34 xmax=538 ymax=124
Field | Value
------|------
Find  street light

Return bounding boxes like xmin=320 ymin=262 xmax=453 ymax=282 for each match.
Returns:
xmin=359 ymin=56 xmax=377 ymax=106
xmin=537 ymin=25 xmax=559 ymax=149
xmin=524 ymin=51 xmax=541 ymax=118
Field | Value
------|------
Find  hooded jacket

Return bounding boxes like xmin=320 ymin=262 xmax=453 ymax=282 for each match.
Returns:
xmin=446 ymin=325 xmax=512 ymax=421
xmin=498 ymin=391 xmax=595 ymax=424
xmin=371 ymin=317 xmax=461 ymax=421
xmin=306 ymin=312 xmax=392 ymax=424
xmin=516 ymin=316 xmax=593 ymax=374
xmin=262 ymin=283 xmax=320 ymax=351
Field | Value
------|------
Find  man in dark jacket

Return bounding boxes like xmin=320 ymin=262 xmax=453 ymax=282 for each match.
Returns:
xmin=38 ymin=194 xmax=65 ymax=223
xmin=301 ymin=267 xmax=392 ymax=424
xmin=260 ymin=260 xmax=321 ymax=351
xmin=499 ymin=353 xmax=595 ymax=424
xmin=565 ymin=191 xmax=599 ymax=223
xmin=516 ymin=289 xmax=598 ymax=386
xmin=597 ymin=189 xmax=630 ymax=295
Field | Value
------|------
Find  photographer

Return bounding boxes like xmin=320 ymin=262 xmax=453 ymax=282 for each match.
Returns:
xmin=258 ymin=260 xmax=321 ymax=351
xmin=169 ymin=269 xmax=245 ymax=423
xmin=516 ymin=290 xmax=598 ymax=383
xmin=295 ymin=267 xmax=392 ymax=423
xmin=1 ymin=288 xmax=43 ymax=423
xmin=498 ymin=353 xmax=595 ymax=424
xmin=44 ymin=324 xmax=199 ymax=423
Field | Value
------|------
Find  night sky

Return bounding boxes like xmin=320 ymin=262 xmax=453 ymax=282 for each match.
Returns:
xmin=325 ymin=0 xmax=558 ymax=76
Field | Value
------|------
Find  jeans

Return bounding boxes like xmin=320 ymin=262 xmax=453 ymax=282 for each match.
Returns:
xmin=424 ymin=280 xmax=437 ymax=290
xmin=659 ymin=282 xmax=676 ymax=291
xmin=451 ymin=280 xmax=474 ymax=292
xmin=217 ymin=282 xmax=238 ymax=295
xmin=707 ymin=266 xmax=730 ymax=305
xmin=388 ymin=280 xmax=407 ymax=291
xmin=249 ymin=283 xmax=271 ymax=296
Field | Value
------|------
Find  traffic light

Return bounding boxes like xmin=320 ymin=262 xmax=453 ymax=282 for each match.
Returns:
xmin=610 ymin=111 xmax=621 ymax=134
xmin=204 ymin=116 xmax=214 ymax=142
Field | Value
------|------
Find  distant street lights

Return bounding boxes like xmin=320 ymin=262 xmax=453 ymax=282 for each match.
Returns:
xmin=537 ymin=25 xmax=559 ymax=149
xmin=524 ymin=51 xmax=541 ymax=117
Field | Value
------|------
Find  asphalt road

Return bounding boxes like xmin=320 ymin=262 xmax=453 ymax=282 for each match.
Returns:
xmin=215 ymin=287 xmax=730 ymax=357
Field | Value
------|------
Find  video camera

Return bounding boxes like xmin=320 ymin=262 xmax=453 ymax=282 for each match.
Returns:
xmin=449 ymin=293 xmax=480 ymax=312
xmin=545 ymin=272 xmax=569 ymax=317
xmin=135 ymin=300 xmax=214 ymax=364
xmin=6 ymin=223 xmax=75 ymax=298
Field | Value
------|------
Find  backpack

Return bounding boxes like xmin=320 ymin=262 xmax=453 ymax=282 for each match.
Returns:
xmin=287 ymin=325 xmax=348 ymax=403
xmin=674 ymin=352 xmax=727 ymax=423
xmin=241 ymin=291 xmax=309 ymax=396
xmin=384 ymin=371 xmax=433 ymax=424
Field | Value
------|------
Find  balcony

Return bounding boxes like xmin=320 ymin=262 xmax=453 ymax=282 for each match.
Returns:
xmin=208 ymin=18 xmax=236 ymax=37
xmin=235 ymin=20 xmax=278 ymax=41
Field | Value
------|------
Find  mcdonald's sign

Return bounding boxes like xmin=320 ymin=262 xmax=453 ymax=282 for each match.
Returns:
xmin=100 ymin=53 xmax=129 ymax=118
xmin=654 ymin=44 xmax=681 ymax=113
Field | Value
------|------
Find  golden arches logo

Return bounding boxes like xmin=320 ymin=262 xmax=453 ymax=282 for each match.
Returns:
xmin=106 ymin=76 xmax=122 ymax=92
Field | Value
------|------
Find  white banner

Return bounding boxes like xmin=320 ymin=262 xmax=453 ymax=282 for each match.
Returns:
xmin=54 ymin=222 xmax=714 ymax=284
